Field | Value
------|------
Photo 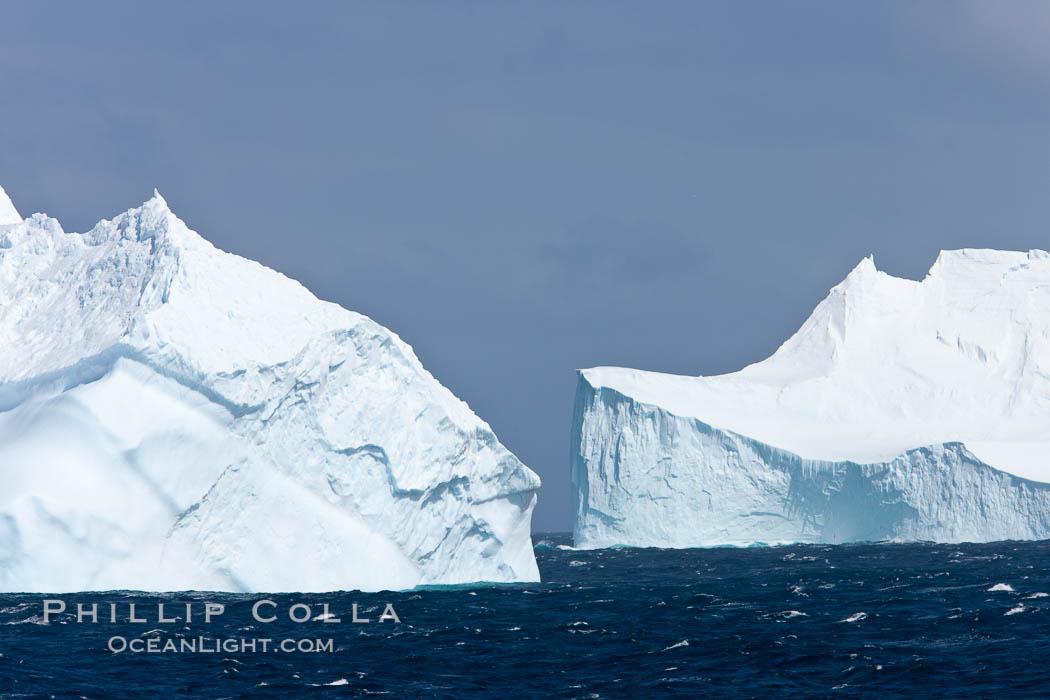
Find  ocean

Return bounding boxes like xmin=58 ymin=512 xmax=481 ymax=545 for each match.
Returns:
xmin=3 ymin=534 xmax=1049 ymax=698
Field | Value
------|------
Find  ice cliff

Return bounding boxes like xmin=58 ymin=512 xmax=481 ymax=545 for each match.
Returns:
xmin=572 ymin=249 xmax=1050 ymax=548
xmin=0 ymin=185 xmax=540 ymax=592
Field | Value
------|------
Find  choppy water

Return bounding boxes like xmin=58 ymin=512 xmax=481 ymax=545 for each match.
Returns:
xmin=3 ymin=535 xmax=1050 ymax=697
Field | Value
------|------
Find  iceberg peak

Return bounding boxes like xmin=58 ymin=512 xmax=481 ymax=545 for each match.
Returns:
xmin=829 ymin=253 xmax=881 ymax=302
xmin=842 ymin=253 xmax=877 ymax=282
xmin=80 ymin=188 xmax=204 ymax=252
xmin=132 ymin=188 xmax=179 ymax=242
xmin=143 ymin=187 xmax=171 ymax=217
xmin=0 ymin=184 xmax=22 ymax=226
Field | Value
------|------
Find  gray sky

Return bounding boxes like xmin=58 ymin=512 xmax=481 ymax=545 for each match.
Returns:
xmin=2 ymin=2 xmax=1048 ymax=530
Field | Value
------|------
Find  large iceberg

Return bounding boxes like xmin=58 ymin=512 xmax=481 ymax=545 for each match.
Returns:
xmin=572 ymin=250 xmax=1050 ymax=548
xmin=0 ymin=185 xmax=540 ymax=592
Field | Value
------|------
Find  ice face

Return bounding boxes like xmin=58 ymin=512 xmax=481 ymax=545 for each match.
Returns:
xmin=573 ymin=250 xmax=1050 ymax=548
xmin=0 ymin=185 xmax=19 ymax=226
xmin=0 ymin=188 xmax=540 ymax=592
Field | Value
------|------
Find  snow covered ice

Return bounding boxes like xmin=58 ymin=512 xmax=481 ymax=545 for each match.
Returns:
xmin=572 ymin=250 xmax=1050 ymax=548
xmin=0 ymin=185 xmax=20 ymax=226
xmin=0 ymin=186 xmax=540 ymax=592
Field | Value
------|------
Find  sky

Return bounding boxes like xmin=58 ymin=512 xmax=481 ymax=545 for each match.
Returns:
xmin=1 ymin=2 xmax=1048 ymax=530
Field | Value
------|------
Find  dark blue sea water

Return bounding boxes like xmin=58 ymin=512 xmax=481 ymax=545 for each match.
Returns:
xmin=3 ymin=535 xmax=1050 ymax=698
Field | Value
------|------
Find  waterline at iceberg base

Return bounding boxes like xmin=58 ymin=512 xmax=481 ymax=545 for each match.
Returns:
xmin=572 ymin=250 xmax=1050 ymax=549
xmin=0 ymin=185 xmax=540 ymax=592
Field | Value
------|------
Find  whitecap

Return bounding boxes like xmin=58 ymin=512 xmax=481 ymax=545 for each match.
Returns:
xmin=840 ymin=612 xmax=867 ymax=623
xmin=988 ymin=583 xmax=1015 ymax=592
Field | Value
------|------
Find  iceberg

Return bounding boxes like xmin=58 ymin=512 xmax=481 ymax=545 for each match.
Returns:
xmin=572 ymin=250 xmax=1050 ymax=548
xmin=0 ymin=185 xmax=540 ymax=592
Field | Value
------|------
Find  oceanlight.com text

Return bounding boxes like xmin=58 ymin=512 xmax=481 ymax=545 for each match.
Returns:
xmin=107 ymin=636 xmax=335 ymax=654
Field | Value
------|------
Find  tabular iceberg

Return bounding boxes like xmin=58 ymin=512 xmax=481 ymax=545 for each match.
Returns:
xmin=0 ymin=185 xmax=540 ymax=592
xmin=573 ymin=249 xmax=1050 ymax=548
